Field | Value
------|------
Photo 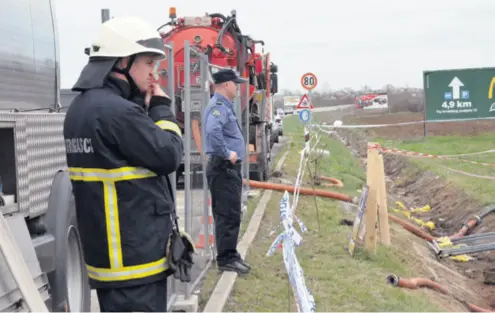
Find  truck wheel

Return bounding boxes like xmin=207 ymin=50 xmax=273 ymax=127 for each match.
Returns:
xmin=45 ymin=171 xmax=91 ymax=312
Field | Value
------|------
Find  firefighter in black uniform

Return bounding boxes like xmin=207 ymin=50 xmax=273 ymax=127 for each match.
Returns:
xmin=63 ymin=16 xmax=186 ymax=312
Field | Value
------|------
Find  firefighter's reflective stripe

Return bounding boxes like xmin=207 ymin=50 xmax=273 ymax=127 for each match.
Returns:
xmin=155 ymin=120 xmax=181 ymax=137
xmin=103 ymin=181 xmax=121 ymax=268
xmin=85 ymin=257 xmax=167 ymax=282
xmin=68 ymin=166 xmax=167 ymax=281
xmin=68 ymin=166 xmax=156 ymax=182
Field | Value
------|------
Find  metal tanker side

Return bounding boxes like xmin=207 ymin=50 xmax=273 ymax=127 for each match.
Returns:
xmin=0 ymin=0 xmax=91 ymax=311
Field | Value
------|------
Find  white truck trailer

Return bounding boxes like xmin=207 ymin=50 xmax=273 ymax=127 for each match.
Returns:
xmin=0 ymin=0 xmax=91 ymax=311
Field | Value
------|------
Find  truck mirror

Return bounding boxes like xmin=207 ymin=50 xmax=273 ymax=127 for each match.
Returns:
xmin=270 ymin=73 xmax=278 ymax=95
xmin=270 ymin=62 xmax=278 ymax=73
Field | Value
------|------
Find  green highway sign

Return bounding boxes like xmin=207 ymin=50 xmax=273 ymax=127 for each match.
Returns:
xmin=423 ymin=67 xmax=495 ymax=121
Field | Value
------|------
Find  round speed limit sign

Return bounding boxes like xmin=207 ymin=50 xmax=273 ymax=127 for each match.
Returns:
xmin=301 ymin=72 xmax=318 ymax=91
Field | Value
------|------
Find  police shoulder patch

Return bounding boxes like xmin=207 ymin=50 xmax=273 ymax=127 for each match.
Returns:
xmin=212 ymin=109 xmax=221 ymax=117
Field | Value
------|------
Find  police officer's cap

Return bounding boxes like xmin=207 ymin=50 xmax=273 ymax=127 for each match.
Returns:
xmin=212 ymin=69 xmax=247 ymax=84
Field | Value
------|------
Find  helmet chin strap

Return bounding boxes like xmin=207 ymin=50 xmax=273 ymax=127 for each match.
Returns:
xmin=111 ymin=55 xmax=141 ymax=98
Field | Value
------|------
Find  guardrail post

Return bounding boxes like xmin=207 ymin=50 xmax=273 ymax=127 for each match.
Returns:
xmin=183 ymin=40 xmax=192 ymax=299
xmin=164 ymin=42 xmax=178 ymax=310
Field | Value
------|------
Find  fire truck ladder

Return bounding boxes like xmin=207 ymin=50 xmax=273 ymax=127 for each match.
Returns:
xmin=428 ymin=232 xmax=495 ymax=259
xmin=0 ymin=213 xmax=49 ymax=312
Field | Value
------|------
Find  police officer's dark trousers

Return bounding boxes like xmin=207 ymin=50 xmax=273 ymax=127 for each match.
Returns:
xmin=96 ymin=279 xmax=168 ymax=312
xmin=206 ymin=156 xmax=242 ymax=265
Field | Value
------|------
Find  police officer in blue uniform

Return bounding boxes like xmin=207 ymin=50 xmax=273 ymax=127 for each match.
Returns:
xmin=203 ymin=69 xmax=251 ymax=275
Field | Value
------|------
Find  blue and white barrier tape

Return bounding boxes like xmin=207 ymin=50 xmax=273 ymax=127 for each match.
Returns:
xmin=283 ymin=237 xmax=316 ymax=312
xmin=266 ymin=191 xmax=316 ymax=312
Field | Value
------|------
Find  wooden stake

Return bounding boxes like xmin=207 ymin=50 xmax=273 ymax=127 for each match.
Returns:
xmin=376 ymin=154 xmax=390 ymax=245
xmin=364 ymin=143 xmax=379 ymax=253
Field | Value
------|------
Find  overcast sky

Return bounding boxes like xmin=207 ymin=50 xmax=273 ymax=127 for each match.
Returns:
xmin=54 ymin=0 xmax=495 ymax=93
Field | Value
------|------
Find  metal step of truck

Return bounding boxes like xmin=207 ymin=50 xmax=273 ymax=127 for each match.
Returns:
xmin=0 ymin=213 xmax=48 ymax=312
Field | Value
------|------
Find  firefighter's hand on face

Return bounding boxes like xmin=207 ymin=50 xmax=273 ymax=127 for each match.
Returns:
xmin=145 ymin=83 xmax=169 ymax=107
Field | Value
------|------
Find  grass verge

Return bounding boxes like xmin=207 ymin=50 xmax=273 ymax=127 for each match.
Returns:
xmin=197 ymin=196 xmax=259 ymax=310
xmin=197 ymin=140 xmax=291 ymax=310
xmin=334 ymin=111 xmax=495 ymax=205
xmin=223 ymin=115 xmax=446 ymax=312
xmin=374 ymin=133 xmax=495 ymax=205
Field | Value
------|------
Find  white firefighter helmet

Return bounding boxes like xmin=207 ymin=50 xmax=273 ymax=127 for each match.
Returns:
xmin=88 ymin=16 xmax=166 ymax=60
xmin=73 ymin=16 xmax=166 ymax=93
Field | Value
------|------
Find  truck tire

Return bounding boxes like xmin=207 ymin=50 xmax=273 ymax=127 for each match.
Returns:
xmin=45 ymin=170 xmax=91 ymax=312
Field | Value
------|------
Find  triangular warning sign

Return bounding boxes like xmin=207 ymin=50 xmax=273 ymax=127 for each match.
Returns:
xmin=296 ymin=94 xmax=314 ymax=109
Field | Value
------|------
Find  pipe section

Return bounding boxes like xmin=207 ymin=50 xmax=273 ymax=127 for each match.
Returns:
xmin=386 ymin=274 xmax=492 ymax=312
xmin=245 ymin=179 xmax=352 ymax=202
xmin=318 ymin=175 xmax=344 ymax=188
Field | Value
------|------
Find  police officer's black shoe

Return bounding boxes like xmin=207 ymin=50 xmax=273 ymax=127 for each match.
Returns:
xmin=218 ymin=260 xmax=250 ymax=275
xmin=238 ymin=259 xmax=251 ymax=270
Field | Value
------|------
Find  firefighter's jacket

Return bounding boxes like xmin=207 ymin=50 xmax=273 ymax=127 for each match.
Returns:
xmin=63 ymin=77 xmax=183 ymax=289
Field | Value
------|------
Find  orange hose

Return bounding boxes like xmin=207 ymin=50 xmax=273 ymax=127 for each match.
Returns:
xmin=388 ymin=214 xmax=435 ymax=242
xmin=318 ymin=176 xmax=344 ymax=188
xmin=386 ymin=274 xmax=448 ymax=294
xmin=389 ymin=213 xmax=481 ymax=242
xmin=244 ymin=179 xmax=352 ymax=202
xmin=386 ymin=274 xmax=491 ymax=312
xmin=323 ymin=183 xmax=343 ymax=188
xmin=449 ymin=217 xmax=480 ymax=239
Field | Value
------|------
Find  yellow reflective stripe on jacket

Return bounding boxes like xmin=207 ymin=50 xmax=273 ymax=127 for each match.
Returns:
xmin=155 ymin=120 xmax=181 ymax=137
xmin=86 ymin=257 xmax=167 ymax=282
xmin=68 ymin=166 xmax=166 ymax=281
xmin=68 ymin=166 xmax=156 ymax=182
xmin=103 ymin=181 xmax=122 ymax=268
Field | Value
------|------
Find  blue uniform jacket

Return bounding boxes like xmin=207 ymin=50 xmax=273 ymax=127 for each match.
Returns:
xmin=203 ymin=93 xmax=245 ymax=160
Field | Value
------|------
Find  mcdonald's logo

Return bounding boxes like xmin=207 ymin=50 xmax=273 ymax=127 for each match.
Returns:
xmin=489 ymin=77 xmax=495 ymax=99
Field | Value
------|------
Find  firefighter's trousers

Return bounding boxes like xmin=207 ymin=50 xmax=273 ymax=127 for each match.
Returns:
xmin=96 ymin=278 xmax=168 ymax=312
xmin=206 ymin=156 xmax=243 ymax=266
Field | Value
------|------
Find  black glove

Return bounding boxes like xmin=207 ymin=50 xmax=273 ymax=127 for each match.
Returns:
xmin=166 ymin=229 xmax=195 ymax=283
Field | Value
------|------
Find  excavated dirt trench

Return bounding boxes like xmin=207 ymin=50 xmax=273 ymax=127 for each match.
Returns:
xmin=335 ymin=128 xmax=495 ymax=310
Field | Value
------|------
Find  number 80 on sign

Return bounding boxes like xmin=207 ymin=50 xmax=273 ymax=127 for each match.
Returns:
xmin=301 ymin=72 xmax=318 ymax=91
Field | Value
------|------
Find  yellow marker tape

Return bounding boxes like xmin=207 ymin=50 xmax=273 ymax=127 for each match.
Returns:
xmin=450 ymin=255 xmax=473 ymax=262
xmin=393 ymin=203 xmax=435 ymax=230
